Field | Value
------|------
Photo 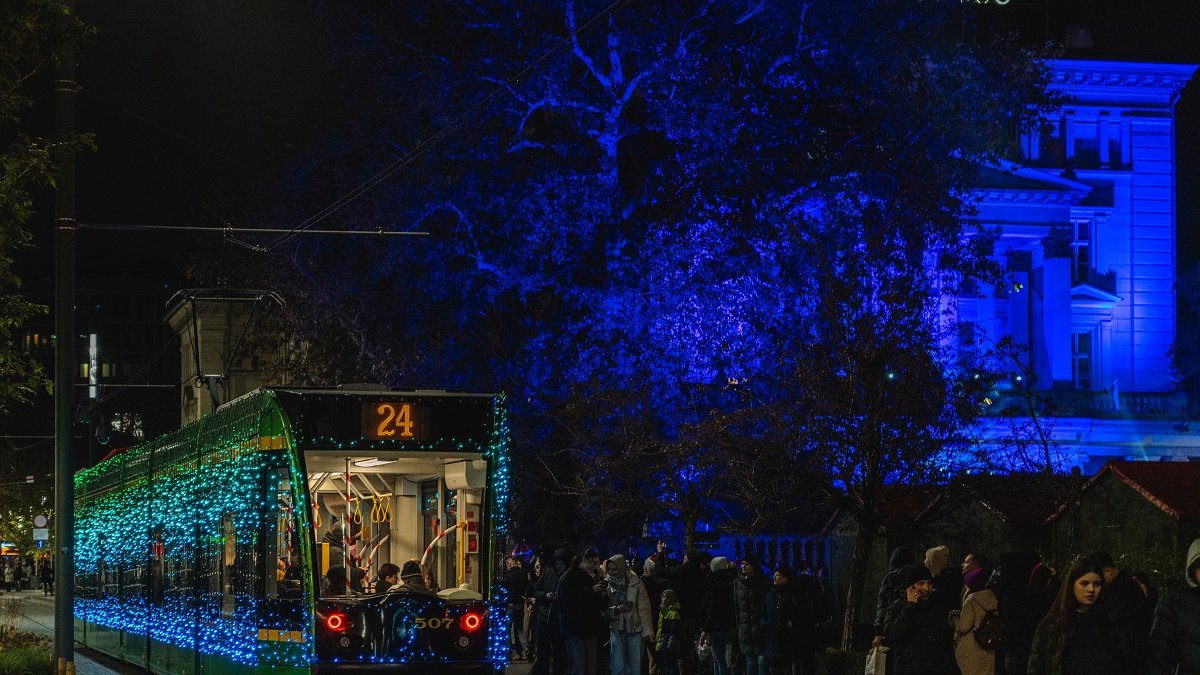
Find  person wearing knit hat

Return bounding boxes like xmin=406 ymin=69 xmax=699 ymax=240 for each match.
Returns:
xmin=881 ymin=563 xmax=955 ymax=674
xmin=923 ymin=545 xmax=962 ymax=620
xmin=953 ymin=565 xmax=999 ymax=675
xmin=394 ymin=559 xmax=436 ymax=596
xmin=903 ymin=562 xmax=934 ymax=597
xmin=700 ymin=554 xmax=738 ymax=675
xmin=874 ymin=547 xmax=918 ymax=647
xmin=925 ymin=546 xmax=950 ymax=576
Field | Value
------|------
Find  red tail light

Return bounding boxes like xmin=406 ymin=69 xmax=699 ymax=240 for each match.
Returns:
xmin=460 ymin=611 xmax=482 ymax=631
xmin=325 ymin=612 xmax=349 ymax=632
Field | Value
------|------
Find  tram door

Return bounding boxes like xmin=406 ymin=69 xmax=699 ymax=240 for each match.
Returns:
xmin=420 ymin=479 xmax=458 ymax=589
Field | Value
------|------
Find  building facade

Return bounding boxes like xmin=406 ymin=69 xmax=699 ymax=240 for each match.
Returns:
xmin=963 ymin=59 xmax=1197 ymax=472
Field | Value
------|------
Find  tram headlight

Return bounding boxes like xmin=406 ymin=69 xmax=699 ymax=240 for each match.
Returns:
xmin=459 ymin=611 xmax=483 ymax=632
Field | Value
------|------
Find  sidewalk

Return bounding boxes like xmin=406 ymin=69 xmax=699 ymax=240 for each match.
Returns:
xmin=5 ymin=589 xmax=535 ymax=674
xmin=1 ymin=589 xmax=140 ymax=674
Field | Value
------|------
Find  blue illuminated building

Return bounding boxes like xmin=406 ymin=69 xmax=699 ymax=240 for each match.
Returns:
xmin=962 ymin=59 xmax=1197 ymax=472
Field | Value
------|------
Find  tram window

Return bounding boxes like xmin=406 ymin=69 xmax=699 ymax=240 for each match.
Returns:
xmin=221 ymin=514 xmax=236 ymax=618
xmin=92 ymin=533 xmax=107 ymax=600
xmin=150 ymin=529 xmax=165 ymax=605
xmin=267 ymin=468 xmax=301 ymax=600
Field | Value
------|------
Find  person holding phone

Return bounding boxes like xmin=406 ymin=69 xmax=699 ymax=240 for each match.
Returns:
xmin=604 ymin=554 xmax=654 ymax=675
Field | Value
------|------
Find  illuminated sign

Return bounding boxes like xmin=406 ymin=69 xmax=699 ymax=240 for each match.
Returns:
xmin=362 ymin=402 xmax=430 ymax=441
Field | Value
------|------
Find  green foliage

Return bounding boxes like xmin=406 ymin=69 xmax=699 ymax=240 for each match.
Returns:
xmin=1 ymin=0 xmax=88 ymax=412
xmin=0 ymin=620 xmax=54 ymax=674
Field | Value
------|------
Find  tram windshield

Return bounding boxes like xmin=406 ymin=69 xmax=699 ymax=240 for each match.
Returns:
xmin=299 ymin=450 xmax=489 ymax=601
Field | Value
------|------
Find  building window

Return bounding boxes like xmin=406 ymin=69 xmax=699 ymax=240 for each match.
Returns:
xmin=1072 ymin=220 xmax=1092 ymax=285
xmin=1072 ymin=332 xmax=1093 ymax=390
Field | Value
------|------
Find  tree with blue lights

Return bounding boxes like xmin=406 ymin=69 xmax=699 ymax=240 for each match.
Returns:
xmin=202 ymin=0 xmax=1056 ymax=639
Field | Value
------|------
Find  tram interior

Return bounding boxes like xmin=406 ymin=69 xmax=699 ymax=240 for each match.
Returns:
xmin=297 ymin=451 xmax=488 ymax=600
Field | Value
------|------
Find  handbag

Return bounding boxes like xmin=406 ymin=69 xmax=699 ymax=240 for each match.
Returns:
xmin=864 ymin=645 xmax=888 ymax=675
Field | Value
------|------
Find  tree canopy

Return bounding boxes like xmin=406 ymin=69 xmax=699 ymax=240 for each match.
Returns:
xmin=198 ymin=0 xmax=1055 ymax=602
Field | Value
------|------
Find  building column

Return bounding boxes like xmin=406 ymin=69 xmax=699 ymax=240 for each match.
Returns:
xmin=1042 ymin=253 xmax=1073 ymax=384
xmin=1006 ymin=250 xmax=1033 ymax=380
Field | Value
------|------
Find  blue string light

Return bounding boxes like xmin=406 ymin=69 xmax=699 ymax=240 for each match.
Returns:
xmin=74 ymin=389 xmax=510 ymax=671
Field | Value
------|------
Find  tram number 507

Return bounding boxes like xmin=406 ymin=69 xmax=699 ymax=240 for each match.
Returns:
xmin=414 ymin=617 xmax=453 ymax=629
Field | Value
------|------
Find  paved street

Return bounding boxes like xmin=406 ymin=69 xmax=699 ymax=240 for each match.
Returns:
xmin=2 ymin=588 xmax=533 ymax=674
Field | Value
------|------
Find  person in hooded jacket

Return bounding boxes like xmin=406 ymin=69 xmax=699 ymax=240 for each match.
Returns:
xmin=604 ymin=554 xmax=655 ymax=675
xmin=1027 ymin=556 xmax=1130 ymax=675
xmin=699 ymin=556 xmax=739 ymax=675
xmin=882 ymin=563 xmax=956 ymax=675
xmin=1149 ymin=538 xmax=1200 ymax=675
xmin=734 ymin=556 xmax=771 ymax=675
xmin=953 ymin=566 xmax=998 ymax=675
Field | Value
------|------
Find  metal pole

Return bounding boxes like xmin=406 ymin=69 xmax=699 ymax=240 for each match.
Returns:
xmin=53 ymin=4 xmax=78 ymax=671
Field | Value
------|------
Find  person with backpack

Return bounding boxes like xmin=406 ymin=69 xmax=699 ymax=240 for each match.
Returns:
xmin=953 ymin=565 xmax=998 ymax=675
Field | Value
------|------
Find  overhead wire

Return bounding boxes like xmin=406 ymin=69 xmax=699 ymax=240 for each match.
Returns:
xmin=256 ymin=0 xmax=630 ymax=257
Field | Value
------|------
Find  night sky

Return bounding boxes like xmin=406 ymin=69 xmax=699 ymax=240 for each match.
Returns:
xmin=19 ymin=0 xmax=1200 ymax=281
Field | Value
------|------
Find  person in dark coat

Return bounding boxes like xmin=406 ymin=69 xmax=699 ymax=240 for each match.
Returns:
xmin=995 ymin=551 xmax=1058 ymax=675
xmin=1087 ymin=550 xmax=1152 ymax=670
xmin=699 ymin=556 xmax=738 ymax=675
xmin=1149 ymin=538 xmax=1200 ymax=675
xmin=734 ymin=556 xmax=770 ymax=675
xmin=557 ymin=548 xmax=607 ymax=675
xmin=925 ymin=545 xmax=962 ymax=622
xmin=882 ymin=563 xmax=956 ymax=675
xmin=669 ymin=549 xmax=707 ymax=675
xmin=874 ymin=546 xmax=916 ymax=647
xmin=531 ymin=552 xmax=567 ymax=675
xmin=39 ymin=559 xmax=54 ymax=596
xmin=1027 ymin=556 xmax=1130 ymax=675
xmin=503 ymin=555 xmax=532 ymax=660
xmin=763 ymin=562 xmax=801 ymax=672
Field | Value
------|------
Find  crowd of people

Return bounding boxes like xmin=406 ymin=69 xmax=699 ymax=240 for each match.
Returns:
xmin=1 ymin=557 xmax=53 ymax=595
xmin=509 ymin=542 xmax=831 ymax=675
xmin=506 ymin=536 xmax=1200 ymax=675
xmin=871 ymin=539 xmax=1200 ymax=675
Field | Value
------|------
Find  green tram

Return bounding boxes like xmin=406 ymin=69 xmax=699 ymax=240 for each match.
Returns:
xmin=74 ymin=388 xmax=510 ymax=673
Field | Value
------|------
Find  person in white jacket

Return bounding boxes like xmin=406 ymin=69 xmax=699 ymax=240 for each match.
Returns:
xmin=604 ymin=554 xmax=654 ymax=675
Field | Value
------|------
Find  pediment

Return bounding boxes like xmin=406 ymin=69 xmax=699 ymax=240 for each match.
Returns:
xmin=1071 ymin=283 xmax=1122 ymax=306
xmin=972 ymin=161 xmax=1096 ymax=206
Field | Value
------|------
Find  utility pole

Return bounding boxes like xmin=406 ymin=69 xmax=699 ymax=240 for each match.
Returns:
xmin=53 ymin=1 xmax=78 ymax=671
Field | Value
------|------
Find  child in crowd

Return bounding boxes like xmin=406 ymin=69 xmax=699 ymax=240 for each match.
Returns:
xmin=656 ymin=588 xmax=682 ymax=675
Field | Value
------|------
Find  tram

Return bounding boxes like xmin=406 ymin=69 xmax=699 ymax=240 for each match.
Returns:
xmin=73 ymin=387 xmax=510 ymax=673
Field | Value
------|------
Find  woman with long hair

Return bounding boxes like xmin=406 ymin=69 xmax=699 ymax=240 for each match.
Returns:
xmin=1027 ymin=557 xmax=1130 ymax=675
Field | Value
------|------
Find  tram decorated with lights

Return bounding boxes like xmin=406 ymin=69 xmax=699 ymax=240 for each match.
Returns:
xmin=73 ymin=387 xmax=510 ymax=673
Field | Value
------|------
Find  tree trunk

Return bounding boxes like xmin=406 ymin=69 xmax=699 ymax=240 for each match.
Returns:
xmin=683 ymin=514 xmax=696 ymax=552
xmin=841 ymin=517 xmax=876 ymax=650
